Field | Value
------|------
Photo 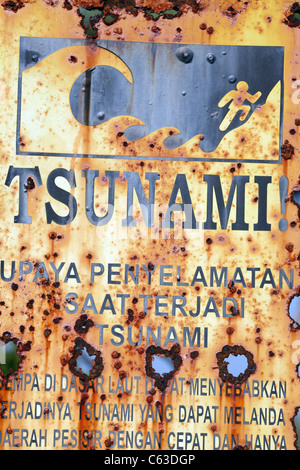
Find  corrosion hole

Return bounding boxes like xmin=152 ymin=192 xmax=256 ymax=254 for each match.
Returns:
xmin=291 ymin=183 xmax=300 ymax=219
xmin=284 ymin=2 xmax=300 ymax=27
xmin=0 ymin=341 xmax=19 ymax=377
xmin=288 ymin=294 xmax=300 ymax=327
xmin=293 ymin=191 xmax=300 ymax=205
xmin=2 ymin=1 xmax=24 ymax=12
xmin=68 ymin=338 xmax=103 ymax=382
xmin=24 ymin=177 xmax=35 ymax=192
xmin=74 ymin=314 xmax=94 ymax=334
xmin=76 ymin=348 xmax=95 ymax=375
xmin=281 ymin=140 xmax=295 ymax=160
xmin=293 ymin=409 xmax=300 ymax=449
xmin=152 ymin=355 xmax=174 ymax=374
xmin=145 ymin=344 xmax=182 ymax=393
xmin=216 ymin=345 xmax=256 ymax=385
xmin=225 ymin=354 xmax=248 ymax=377
xmin=78 ymin=7 xmax=103 ymax=38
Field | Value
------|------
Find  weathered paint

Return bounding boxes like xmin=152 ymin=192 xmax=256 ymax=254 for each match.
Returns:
xmin=0 ymin=0 xmax=299 ymax=451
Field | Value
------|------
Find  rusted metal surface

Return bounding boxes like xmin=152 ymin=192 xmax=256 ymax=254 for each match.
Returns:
xmin=0 ymin=0 xmax=299 ymax=451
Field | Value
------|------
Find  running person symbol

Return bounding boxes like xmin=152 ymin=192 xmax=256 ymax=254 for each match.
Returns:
xmin=218 ymin=81 xmax=262 ymax=132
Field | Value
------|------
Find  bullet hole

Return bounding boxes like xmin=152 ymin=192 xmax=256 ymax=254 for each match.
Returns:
xmin=151 ymin=25 xmax=161 ymax=34
xmin=152 ymin=355 xmax=174 ymax=373
xmin=285 ymin=242 xmax=294 ymax=252
xmin=292 ymin=408 xmax=300 ymax=449
xmin=199 ymin=23 xmax=207 ymax=30
xmin=18 ymin=136 xmax=25 ymax=147
xmin=126 ymin=308 xmax=134 ymax=324
xmin=228 ymin=280 xmax=236 ymax=293
xmin=103 ymin=13 xmax=119 ymax=25
xmin=78 ymin=7 xmax=103 ymax=38
xmin=190 ymin=350 xmax=199 ymax=359
xmin=60 ymin=354 xmax=68 ymax=366
xmin=291 ymin=182 xmax=300 ymax=219
xmin=44 ymin=328 xmax=52 ymax=338
xmin=281 ymin=140 xmax=295 ymax=160
xmin=283 ymin=2 xmax=300 ymax=27
xmin=0 ymin=340 xmax=19 ymax=377
xmin=74 ymin=314 xmax=94 ymax=334
xmin=1 ymin=1 xmax=24 ymax=12
xmin=24 ymin=177 xmax=35 ymax=191
xmin=68 ymin=55 xmax=78 ymax=63
xmin=105 ymin=437 xmax=114 ymax=448
xmin=19 ymin=339 xmax=32 ymax=352
xmin=207 ymin=26 xmax=214 ymax=34
xmin=63 ymin=0 xmax=72 ymax=9
xmin=225 ymin=5 xmax=238 ymax=17
xmin=216 ymin=345 xmax=256 ymax=385
xmin=148 ymin=261 xmax=155 ymax=271
xmin=11 ymin=283 xmax=18 ymax=291
xmin=69 ymin=338 xmax=103 ymax=381
xmin=288 ymin=291 xmax=300 ymax=328
xmin=113 ymin=26 xmax=123 ymax=34
xmin=145 ymin=344 xmax=182 ymax=392
xmin=227 ymin=354 xmax=248 ymax=376
xmin=26 ymin=299 xmax=34 ymax=309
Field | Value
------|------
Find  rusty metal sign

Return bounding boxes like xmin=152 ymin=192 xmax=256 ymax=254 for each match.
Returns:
xmin=0 ymin=0 xmax=300 ymax=454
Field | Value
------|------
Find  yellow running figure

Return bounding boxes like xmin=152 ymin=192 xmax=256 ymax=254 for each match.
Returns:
xmin=218 ymin=81 xmax=262 ymax=131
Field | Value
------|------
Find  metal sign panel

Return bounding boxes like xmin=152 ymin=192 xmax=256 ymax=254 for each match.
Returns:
xmin=17 ymin=38 xmax=284 ymax=160
xmin=0 ymin=0 xmax=299 ymax=453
